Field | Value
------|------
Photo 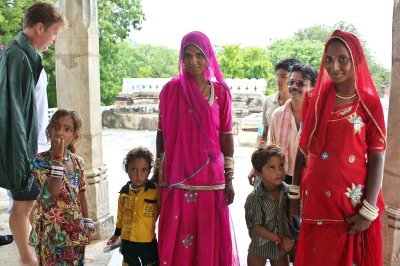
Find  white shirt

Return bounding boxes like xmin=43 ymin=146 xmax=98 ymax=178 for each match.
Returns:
xmin=35 ymin=69 xmax=49 ymax=152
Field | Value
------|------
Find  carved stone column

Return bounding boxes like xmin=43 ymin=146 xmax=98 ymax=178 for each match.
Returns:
xmin=382 ymin=0 xmax=400 ymax=264
xmin=55 ymin=0 xmax=113 ymax=240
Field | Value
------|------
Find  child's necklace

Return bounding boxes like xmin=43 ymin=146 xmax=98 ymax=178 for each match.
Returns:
xmin=129 ymin=184 xmax=144 ymax=192
xmin=63 ymin=151 xmax=71 ymax=163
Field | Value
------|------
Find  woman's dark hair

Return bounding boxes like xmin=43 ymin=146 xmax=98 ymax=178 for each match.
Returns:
xmin=251 ymin=142 xmax=285 ymax=173
xmin=291 ymin=63 xmax=318 ymax=87
xmin=123 ymin=146 xmax=154 ymax=173
xmin=46 ymin=109 xmax=82 ymax=153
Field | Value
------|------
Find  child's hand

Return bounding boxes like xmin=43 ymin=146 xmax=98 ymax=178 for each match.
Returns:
xmin=86 ymin=228 xmax=93 ymax=244
xmin=107 ymin=235 xmax=119 ymax=245
xmin=52 ymin=136 xmax=65 ymax=157
xmin=282 ymin=237 xmax=295 ymax=253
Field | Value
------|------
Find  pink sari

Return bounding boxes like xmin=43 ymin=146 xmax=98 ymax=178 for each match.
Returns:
xmin=157 ymin=31 xmax=239 ymax=265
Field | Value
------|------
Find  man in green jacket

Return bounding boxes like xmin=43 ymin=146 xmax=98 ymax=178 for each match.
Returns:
xmin=0 ymin=3 xmax=65 ymax=265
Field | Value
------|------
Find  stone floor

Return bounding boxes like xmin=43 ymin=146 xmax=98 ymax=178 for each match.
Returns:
xmin=0 ymin=128 xmax=257 ymax=266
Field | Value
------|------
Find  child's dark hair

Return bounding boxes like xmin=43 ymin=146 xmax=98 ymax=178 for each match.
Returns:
xmin=123 ymin=146 xmax=154 ymax=173
xmin=46 ymin=109 xmax=82 ymax=153
xmin=251 ymin=143 xmax=285 ymax=173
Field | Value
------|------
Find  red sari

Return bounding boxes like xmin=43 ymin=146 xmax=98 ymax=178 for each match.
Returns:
xmin=296 ymin=30 xmax=386 ymax=266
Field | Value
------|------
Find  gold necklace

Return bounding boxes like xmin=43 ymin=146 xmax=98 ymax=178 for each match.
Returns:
xmin=336 ymin=93 xmax=356 ymax=100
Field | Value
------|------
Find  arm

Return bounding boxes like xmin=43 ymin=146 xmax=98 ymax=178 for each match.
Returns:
xmin=260 ymin=125 xmax=269 ymax=143
xmin=152 ymin=129 xmax=164 ymax=183
xmin=46 ymin=138 xmax=65 ymax=197
xmin=220 ymin=133 xmax=235 ymax=205
xmin=347 ymin=151 xmax=384 ymax=234
xmin=108 ymin=195 xmax=123 ymax=245
xmin=2 ymin=53 xmax=36 ymax=191
xmin=288 ymin=148 xmax=306 ymax=222
xmin=251 ymin=224 xmax=295 ymax=253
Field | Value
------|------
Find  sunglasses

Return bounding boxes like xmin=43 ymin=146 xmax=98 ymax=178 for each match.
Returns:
xmin=288 ymin=80 xmax=309 ymax=88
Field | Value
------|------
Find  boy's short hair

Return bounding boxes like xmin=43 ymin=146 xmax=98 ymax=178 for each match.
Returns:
xmin=123 ymin=146 xmax=154 ymax=173
xmin=251 ymin=143 xmax=285 ymax=173
xmin=274 ymin=58 xmax=301 ymax=73
xmin=23 ymin=2 xmax=65 ymax=30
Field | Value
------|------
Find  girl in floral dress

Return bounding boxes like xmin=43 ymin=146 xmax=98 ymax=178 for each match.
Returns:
xmin=30 ymin=109 xmax=94 ymax=265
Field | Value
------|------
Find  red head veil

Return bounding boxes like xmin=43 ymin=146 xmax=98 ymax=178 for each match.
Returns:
xmin=299 ymin=30 xmax=386 ymax=157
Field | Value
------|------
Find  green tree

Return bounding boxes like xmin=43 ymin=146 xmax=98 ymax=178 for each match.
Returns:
xmin=266 ymin=37 xmax=324 ymax=93
xmin=217 ymin=44 xmax=244 ymax=78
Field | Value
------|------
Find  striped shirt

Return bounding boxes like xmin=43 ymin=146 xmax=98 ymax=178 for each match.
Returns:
xmin=244 ymin=182 xmax=292 ymax=260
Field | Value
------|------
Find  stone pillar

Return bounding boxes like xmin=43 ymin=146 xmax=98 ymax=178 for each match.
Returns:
xmin=55 ymin=0 xmax=113 ymax=240
xmin=382 ymin=0 xmax=400 ymax=264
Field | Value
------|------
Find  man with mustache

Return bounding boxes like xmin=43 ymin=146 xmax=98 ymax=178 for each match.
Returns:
xmin=268 ymin=63 xmax=317 ymax=184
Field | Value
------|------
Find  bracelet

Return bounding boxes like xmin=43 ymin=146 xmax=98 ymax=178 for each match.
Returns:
xmin=51 ymin=154 xmax=63 ymax=160
xmin=287 ymin=194 xmax=300 ymax=200
xmin=83 ymin=217 xmax=95 ymax=230
xmin=50 ymin=165 xmax=64 ymax=179
xmin=362 ymin=199 xmax=379 ymax=213
xmin=154 ymin=158 xmax=161 ymax=173
xmin=288 ymin=185 xmax=300 ymax=193
xmin=359 ymin=205 xmax=378 ymax=221
xmin=224 ymin=156 xmax=234 ymax=169
xmin=225 ymin=176 xmax=234 ymax=182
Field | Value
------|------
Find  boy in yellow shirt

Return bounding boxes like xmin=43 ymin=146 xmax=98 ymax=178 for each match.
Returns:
xmin=107 ymin=147 xmax=160 ymax=266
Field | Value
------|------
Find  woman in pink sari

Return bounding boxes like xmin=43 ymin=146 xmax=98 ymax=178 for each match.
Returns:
xmin=153 ymin=31 xmax=239 ymax=265
xmin=291 ymin=30 xmax=386 ymax=265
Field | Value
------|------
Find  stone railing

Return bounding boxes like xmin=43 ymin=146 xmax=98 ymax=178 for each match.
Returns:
xmin=118 ymin=77 xmax=267 ymax=104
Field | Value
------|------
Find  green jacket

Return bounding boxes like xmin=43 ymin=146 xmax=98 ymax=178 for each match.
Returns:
xmin=0 ymin=32 xmax=42 ymax=192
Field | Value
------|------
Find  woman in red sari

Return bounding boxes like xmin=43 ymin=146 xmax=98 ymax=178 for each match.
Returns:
xmin=154 ymin=31 xmax=239 ymax=265
xmin=290 ymin=30 xmax=386 ymax=265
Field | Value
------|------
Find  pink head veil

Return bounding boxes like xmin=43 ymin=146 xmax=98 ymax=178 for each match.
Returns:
xmin=160 ymin=31 xmax=231 ymax=186
xmin=299 ymin=30 xmax=386 ymax=157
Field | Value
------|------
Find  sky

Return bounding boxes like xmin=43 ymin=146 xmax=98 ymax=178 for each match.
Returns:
xmin=129 ymin=0 xmax=394 ymax=69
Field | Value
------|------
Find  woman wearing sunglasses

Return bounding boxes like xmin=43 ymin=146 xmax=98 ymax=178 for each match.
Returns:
xmin=291 ymin=30 xmax=386 ymax=265
xmin=268 ymin=63 xmax=317 ymax=185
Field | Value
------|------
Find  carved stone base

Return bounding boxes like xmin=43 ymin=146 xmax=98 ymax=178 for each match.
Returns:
xmin=92 ymin=213 xmax=114 ymax=240
xmin=383 ymin=207 xmax=400 ymax=265
xmin=85 ymin=164 xmax=114 ymax=240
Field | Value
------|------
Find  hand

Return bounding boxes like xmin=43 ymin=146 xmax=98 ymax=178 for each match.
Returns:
xmin=51 ymin=137 xmax=65 ymax=157
xmin=151 ymin=172 xmax=159 ymax=184
xmin=247 ymin=168 xmax=256 ymax=186
xmin=225 ymin=180 xmax=235 ymax=205
xmin=107 ymin=235 xmax=119 ymax=245
xmin=288 ymin=198 xmax=300 ymax=224
xmin=346 ymin=213 xmax=372 ymax=235
xmin=282 ymin=237 xmax=295 ymax=253
xmin=86 ymin=228 xmax=92 ymax=244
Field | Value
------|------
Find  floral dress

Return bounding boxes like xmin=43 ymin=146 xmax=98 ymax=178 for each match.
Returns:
xmin=30 ymin=151 xmax=88 ymax=265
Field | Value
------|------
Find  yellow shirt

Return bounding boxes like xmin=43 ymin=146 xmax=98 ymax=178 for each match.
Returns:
xmin=115 ymin=181 xmax=160 ymax=243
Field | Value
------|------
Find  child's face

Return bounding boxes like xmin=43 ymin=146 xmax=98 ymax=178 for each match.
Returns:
xmin=49 ymin=115 xmax=75 ymax=149
xmin=257 ymin=156 xmax=285 ymax=189
xmin=127 ymin=158 xmax=150 ymax=188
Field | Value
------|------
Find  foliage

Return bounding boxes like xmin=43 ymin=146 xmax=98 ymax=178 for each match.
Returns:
xmin=99 ymin=41 xmax=178 ymax=105
xmin=0 ymin=0 xmax=29 ymax=44
xmin=217 ymin=45 xmax=272 ymax=80
xmin=265 ymin=37 xmax=324 ymax=92
xmin=0 ymin=1 xmax=391 ymax=104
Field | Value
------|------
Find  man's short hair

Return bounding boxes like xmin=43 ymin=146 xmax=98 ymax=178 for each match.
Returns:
xmin=23 ymin=2 xmax=65 ymax=30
